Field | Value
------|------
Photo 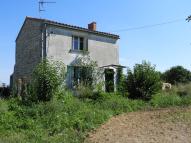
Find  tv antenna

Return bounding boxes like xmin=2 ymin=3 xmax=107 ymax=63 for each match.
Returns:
xmin=38 ymin=0 xmax=56 ymax=14
xmin=186 ymin=15 xmax=191 ymax=22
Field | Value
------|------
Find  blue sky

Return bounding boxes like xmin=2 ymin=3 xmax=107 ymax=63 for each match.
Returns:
xmin=0 ymin=0 xmax=191 ymax=84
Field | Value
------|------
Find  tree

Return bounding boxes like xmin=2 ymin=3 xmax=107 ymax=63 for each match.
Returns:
xmin=127 ymin=61 xmax=161 ymax=100
xmin=162 ymin=66 xmax=191 ymax=85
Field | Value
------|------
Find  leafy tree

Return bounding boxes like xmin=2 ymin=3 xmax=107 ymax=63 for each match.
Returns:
xmin=127 ymin=61 xmax=161 ymax=100
xmin=162 ymin=66 xmax=191 ymax=84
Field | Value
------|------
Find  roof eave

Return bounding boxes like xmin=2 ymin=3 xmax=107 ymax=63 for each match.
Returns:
xmin=44 ymin=22 xmax=120 ymax=39
xmin=16 ymin=17 xmax=120 ymax=41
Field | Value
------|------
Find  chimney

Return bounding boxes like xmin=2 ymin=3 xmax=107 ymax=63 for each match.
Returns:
xmin=88 ymin=22 xmax=97 ymax=31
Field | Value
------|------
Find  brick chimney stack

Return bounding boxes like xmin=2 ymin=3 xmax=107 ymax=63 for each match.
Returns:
xmin=88 ymin=22 xmax=97 ymax=31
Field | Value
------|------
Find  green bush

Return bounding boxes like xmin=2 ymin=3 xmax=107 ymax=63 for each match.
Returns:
xmin=76 ymin=85 xmax=106 ymax=101
xmin=127 ymin=61 xmax=161 ymax=100
xmin=174 ymin=83 xmax=191 ymax=97
xmin=116 ymin=67 xmax=127 ymax=95
xmin=76 ymin=85 xmax=94 ymax=99
xmin=0 ymin=87 xmax=10 ymax=98
xmin=30 ymin=60 xmax=65 ymax=102
xmin=170 ymin=83 xmax=191 ymax=106
xmin=162 ymin=66 xmax=191 ymax=84
xmin=181 ymin=96 xmax=191 ymax=106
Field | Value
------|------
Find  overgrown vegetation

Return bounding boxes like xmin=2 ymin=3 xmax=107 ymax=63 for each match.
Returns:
xmin=0 ymin=86 xmax=10 ymax=99
xmin=72 ymin=55 xmax=104 ymax=100
xmin=127 ymin=61 xmax=161 ymax=100
xmin=116 ymin=67 xmax=127 ymax=95
xmin=1 ymin=60 xmax=191 ymax=142
xmin=33 ymin=60 xmax=65 ymax=102
xmin=0 ymin=84 xmax=191 ymax=143
xmin=23 ymin=60 xmax=66 ymax=103
xmin=0 ymin=92 xmax=146 ymax=143
xmin=71 ymin=55 xmax=103 ymax=89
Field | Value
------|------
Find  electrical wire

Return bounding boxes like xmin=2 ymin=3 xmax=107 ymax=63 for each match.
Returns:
xmin=109 ymin=18 xmax=185 ymax=33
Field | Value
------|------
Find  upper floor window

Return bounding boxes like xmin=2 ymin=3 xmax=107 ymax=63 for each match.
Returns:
xmin=72 ymin=36 xmax=84 ymax=51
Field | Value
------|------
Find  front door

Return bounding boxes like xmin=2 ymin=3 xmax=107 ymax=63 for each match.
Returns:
xmin=105 ymin=69 xmax=114 ymax=92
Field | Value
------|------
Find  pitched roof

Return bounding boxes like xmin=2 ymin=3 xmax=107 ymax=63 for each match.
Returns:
xmin=26 ymin=17 xmax=120 ymax=39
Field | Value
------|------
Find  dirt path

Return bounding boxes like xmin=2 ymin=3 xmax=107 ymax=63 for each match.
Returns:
xmin=85 ymin=107 xmax=191 ymax=143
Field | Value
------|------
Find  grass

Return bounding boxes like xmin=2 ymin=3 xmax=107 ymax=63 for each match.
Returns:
xmin=0 ymin=84 xmax=191 ymax=143
xmin=0 ymin=92 xmax=148 ymax=143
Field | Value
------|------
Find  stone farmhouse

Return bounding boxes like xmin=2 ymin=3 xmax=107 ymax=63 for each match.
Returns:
xmin=12 ymin=17 xmax=122 ymax=92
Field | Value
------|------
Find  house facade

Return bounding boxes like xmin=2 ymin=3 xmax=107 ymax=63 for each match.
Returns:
xmin=12 ymin=17 xmax=121 ymax=92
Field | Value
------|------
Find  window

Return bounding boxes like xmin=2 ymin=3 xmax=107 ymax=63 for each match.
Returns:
xmin=72 ymin=36 xmax=84 ymax=51
xmin=73 ymin=36 xmax=79 ymax=50
xmin=72 ymin=66 xmax=93 ymax=86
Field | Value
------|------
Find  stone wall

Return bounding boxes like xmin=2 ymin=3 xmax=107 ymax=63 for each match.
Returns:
xmin=13 ymin=19 xmax=43 ymax=86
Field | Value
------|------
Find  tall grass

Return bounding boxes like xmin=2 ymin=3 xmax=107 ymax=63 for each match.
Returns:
xmin=174 ymin=83 xmax=191 ymax=97
xmin=150 ymin=83 xmax=191 ymax=108
xmin=150 ymin=93 xmax=182 ymax=108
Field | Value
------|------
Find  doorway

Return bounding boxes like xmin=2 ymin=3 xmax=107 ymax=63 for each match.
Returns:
xmin=105 ymin=69 xmax=114 ymax=92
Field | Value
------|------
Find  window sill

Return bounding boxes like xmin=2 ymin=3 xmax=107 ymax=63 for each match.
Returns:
xmin=69 ymin=49 xmax=89 ymax=54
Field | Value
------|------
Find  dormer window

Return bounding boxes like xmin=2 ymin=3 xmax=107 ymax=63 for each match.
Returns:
xmin=72 ymin=36 xmax=84 ymax=51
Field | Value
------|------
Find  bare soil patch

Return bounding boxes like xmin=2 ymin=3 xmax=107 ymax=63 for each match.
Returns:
xmin=85 ymin=107 xmax=191 ymax=143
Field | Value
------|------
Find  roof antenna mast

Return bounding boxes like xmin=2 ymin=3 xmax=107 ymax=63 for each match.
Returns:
xmin=38 ymin=0 xmax=56 ymax=17
xmin=186 ymin=15 xmax=191 ymax=22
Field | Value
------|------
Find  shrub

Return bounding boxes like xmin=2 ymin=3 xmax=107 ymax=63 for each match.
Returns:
xmin=116 ymin=67 xmax=127 ymax=95
xmin=181 ymin=96 xmax=191 ymax=106
xmin=127 ymin=61 xmax=161 ymax=100
xmin=174 ymin=83 xmax=191 ymax=97
xmin=0 ymin=87 xmax=10 ymax=98
xmin=76 ymin=84 xmax=105 ymax=100
xmin=150 ymin=93 xmax=182 ymax=108
xmin=77 ymin=85 xmax=94 ymax=99
xmin=30 ymin=59 xmax=65 ymax=102
xmin=162 ymin=66 xmax=191 ymax=84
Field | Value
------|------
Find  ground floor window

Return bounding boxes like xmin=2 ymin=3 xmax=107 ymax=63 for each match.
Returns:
xmin=71 ymin=66 xmax=93 ymax=87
